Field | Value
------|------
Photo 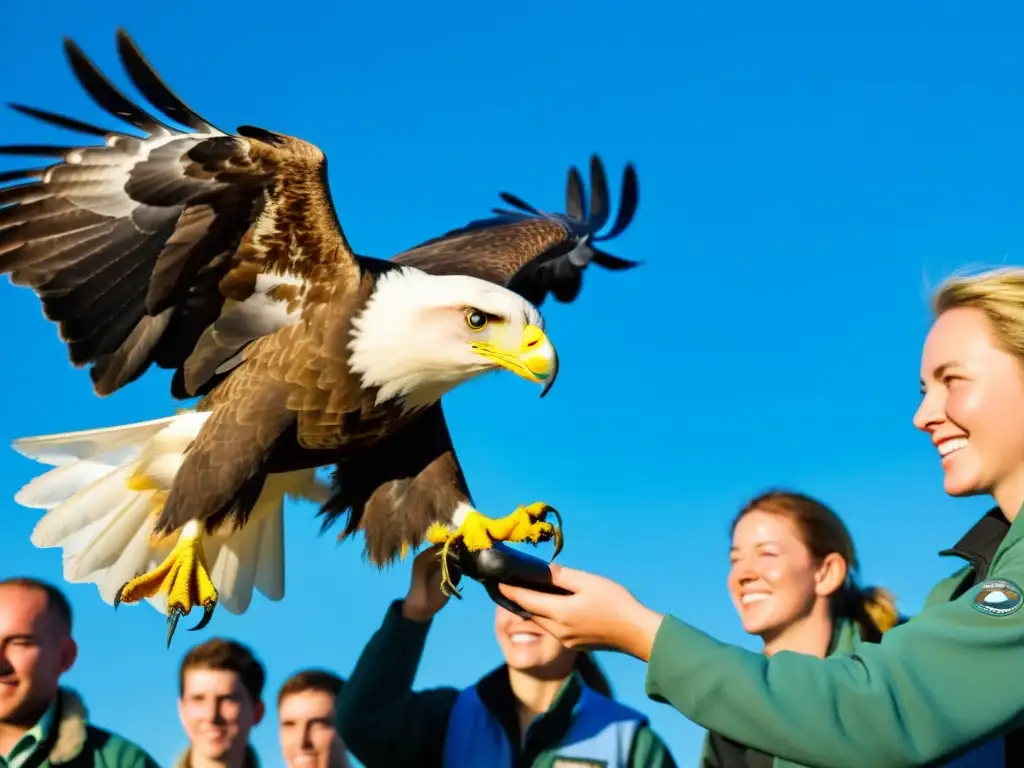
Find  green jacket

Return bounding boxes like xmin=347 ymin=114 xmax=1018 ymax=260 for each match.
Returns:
xmin=695 ymin=617 xmax=869 ymax=768
xmin=644 ymin=506 xmax=1024 ymax=767
xmin=336 ymin=600 xmax=676 ymax=768
xmin=11 ymin=688 xmax=159 ymax=768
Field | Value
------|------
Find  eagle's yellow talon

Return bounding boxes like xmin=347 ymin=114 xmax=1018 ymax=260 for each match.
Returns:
xmin=113 ymin=519 xmax=219 ymax=647
xmin=426 ymin=503 xmax=563 ymax=596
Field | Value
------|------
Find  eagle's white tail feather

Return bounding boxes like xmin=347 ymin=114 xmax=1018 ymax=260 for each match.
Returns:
xmin=12 ymin=415 xmax=179 ymax=467
xmin=15 ymin=460 xmax=118 ymax=510
xmin=30 ymin=463 xmax=141 ymax=550
xmin=208 ymin=521 xmax=265 ymax=615
xmin=254 ymin=496 xmax=285 ymax=601
xmin=98 ymin=525 xmax=173 ymax=611
xmin=11 ymin=411 xmax=326 ymax=618
xmin=64 ymin=493 xmax=154 ymax=582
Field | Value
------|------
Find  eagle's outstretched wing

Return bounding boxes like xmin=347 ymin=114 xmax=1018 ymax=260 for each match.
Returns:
xmin=391 ymin=155 xmax=640 ymax=306
xmin=0 ymin=30 xmax=360 ymax=400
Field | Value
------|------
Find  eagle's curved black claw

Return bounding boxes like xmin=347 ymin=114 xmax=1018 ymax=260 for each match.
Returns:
xmin=541 ymin=506 xmax=564 ymax=561
xmin=166 ymin=606 xmax=184 ymax=648
xmin=189 ymin=600 xmax=217 ymax=633
xmin=113 ymin=582 xmax=129 ymax=609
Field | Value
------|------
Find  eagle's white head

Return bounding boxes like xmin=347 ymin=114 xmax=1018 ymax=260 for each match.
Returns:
xmin=348 ymin=267 xmax=559 ymax=409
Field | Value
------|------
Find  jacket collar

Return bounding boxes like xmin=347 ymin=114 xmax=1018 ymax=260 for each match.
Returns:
xmin=937 ymin=505 xmax=1015 ymax=589
xmin=939 ymin=505 xmax=1011 ymax=577
xmin=41 ymin=688 xmax=90 ymax=765
xmin=475 ymin=665 xmax=584 ymax=755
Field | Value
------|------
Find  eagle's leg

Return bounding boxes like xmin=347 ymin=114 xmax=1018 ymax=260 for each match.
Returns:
xmin=114 ymin=518 xmax=219 ymax=648
xmin=426 ymin=502 xmax=563 ymax=596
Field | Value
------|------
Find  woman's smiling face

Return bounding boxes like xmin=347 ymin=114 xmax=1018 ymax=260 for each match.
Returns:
xmin=728 ymin=510 xmax=833 ymax=637
xmin=494 ymin=605 xmax=574 ymax=674
xmin=914 ymin=306 xmax=1024 ymax=512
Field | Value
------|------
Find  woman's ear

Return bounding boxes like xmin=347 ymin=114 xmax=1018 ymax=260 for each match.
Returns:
xmin=813 ymin=552 xmax=848 ymax=597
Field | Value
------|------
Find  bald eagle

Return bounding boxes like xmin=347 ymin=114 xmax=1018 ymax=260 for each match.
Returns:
xmin=1 ymin=31 xmax=640 ymax=645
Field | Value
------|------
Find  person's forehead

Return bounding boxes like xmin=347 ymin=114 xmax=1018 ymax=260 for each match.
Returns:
xmin=279 ymin=689 xmax=334 ymax=718
xmin=182 ymin=667 xmax=246 ymax=696
xmin=733 ymin=510 xmax=800 ymax=547
xmin=922 ymin=307 xmax=997 ymax=369
xmin=0 ymin=585 xmax=50 ymax=635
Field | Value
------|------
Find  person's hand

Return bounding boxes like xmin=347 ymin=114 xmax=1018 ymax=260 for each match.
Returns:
xmin=401 ymin=545 xmax=452 ymax=622
xmin=497 ymin=564 xmax=664 ymax=661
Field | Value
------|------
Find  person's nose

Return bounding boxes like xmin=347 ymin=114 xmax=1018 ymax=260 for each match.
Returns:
xmin=913 ymin=389 xmax=943 ymax=433
xmin=731 ymin=557 xmax=758 ymax=587
xmin=207 ymin=700 xmax=225 ymax=724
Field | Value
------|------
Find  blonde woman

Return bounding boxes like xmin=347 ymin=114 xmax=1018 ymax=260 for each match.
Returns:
xmin=704 ymin=490 xmax=900 ymax=767
xmin=500 ymin=267 xmax=1024 ymax=767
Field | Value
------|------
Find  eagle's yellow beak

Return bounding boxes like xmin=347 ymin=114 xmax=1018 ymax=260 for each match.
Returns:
xmin=472 ymin=324 xmax=559 ymax=397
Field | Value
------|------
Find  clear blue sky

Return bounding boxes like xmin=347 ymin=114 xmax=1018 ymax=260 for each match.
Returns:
xmin=1 ymin=1 xmax=1022 ymax=764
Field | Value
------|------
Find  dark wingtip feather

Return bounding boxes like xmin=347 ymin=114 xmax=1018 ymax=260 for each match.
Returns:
xmin=8 ymin=102 xmax=115 ymax=138
xmin=587 ymin=155 xmax=611 ymax=232
xmin=596 ymin=162 xmax=639 ymax=241
xmin=0 ymin=144 xmax=73 ymax=157
xmin=0 ymin=168 xmax=42 ymax=184
xmin=115 ymin=29 xmax=220 ymax=133
xmin=591 ymin=249 xmax=641 ymax=270
xmin=565 ymin=166 xmax=586 ymax=222
xmin=498 ymin=191 xmax=542 ymax=216
xmin=61 ymin=34 xmax=172 ymax=136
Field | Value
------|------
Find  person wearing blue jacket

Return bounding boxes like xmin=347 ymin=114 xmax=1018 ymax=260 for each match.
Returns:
xmin=336 ymin=545 xmax=677 ymax=768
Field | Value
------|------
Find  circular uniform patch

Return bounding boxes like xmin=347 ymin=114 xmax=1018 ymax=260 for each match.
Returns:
xmin=971 ymin=579 xmax=1024 ymax=616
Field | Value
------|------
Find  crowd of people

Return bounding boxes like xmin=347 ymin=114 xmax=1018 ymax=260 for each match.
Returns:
xmin=0 ymin=575 xmax=350 ymax=767
xmin=4 ymin=266 xmax=1024 ymax=767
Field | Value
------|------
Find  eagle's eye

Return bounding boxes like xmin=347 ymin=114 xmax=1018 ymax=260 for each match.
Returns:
xmin=465 ymin=309 xmax=488 ymax=331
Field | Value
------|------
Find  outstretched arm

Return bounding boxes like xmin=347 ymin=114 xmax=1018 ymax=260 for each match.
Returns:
xmin=500 ymin=549 xmax=1024 ymax=768
xmin=336 ymin=548 xmax=460 ymax=768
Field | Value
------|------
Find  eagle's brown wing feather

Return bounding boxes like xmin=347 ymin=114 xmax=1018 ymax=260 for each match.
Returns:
xmin=394 ymin=218 xmax=571 ymax=286
xmin=0 ymin=30 xmax=358 ymax=400
xmin=155 ymin=376 xmax=295 ymax=538
xmin=155 ymin=271 xmax=381 ymax=537
xmin=319 ymin=401 xmax=472 ymax=566
xmin=392 ymin=155 xmax=640 ymax=306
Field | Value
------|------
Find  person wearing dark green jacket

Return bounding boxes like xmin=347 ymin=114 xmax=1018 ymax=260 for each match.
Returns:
xmin=335 ymin=545 xmax=677 ymax=768
xmin=498 ymin=267 xmax=1024 ymax=767
xmin=2 ymin=687 xmax=159 ymax=768
xmin=0 ymin=578 xmax=159 ymax=768
xmin=700 ymin=490 xmax=902 ymax=768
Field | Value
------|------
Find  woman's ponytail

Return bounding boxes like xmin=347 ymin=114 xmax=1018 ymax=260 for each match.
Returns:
xmin=845 ymin=584 xmax=900 ymax=642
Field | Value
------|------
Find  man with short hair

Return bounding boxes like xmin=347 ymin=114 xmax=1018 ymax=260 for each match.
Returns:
xmin=175 ymin=638 xmax=265 ymax=768
xmin=0 ymin=576 xmax=158 ymax=768
xmin=276 ymin=670 xmax=349 ymax=768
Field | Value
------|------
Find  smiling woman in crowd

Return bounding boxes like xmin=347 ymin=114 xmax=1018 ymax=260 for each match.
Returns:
xmin=335 ymin=545 xmax=677 ymax=768
xmin=500 ymin=266 xmax=1024 ymax=767
xmin=703 ymin=489 xmax=900 ymax=766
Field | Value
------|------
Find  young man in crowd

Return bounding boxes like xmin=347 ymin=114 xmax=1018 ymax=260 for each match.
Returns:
xmin=175 ymin=638 xmax=266 ymax=768
xmin=277 ymin=670 xmax=349 ymax=768
xmin=0 ymin=576 xmax=159 ymax=768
